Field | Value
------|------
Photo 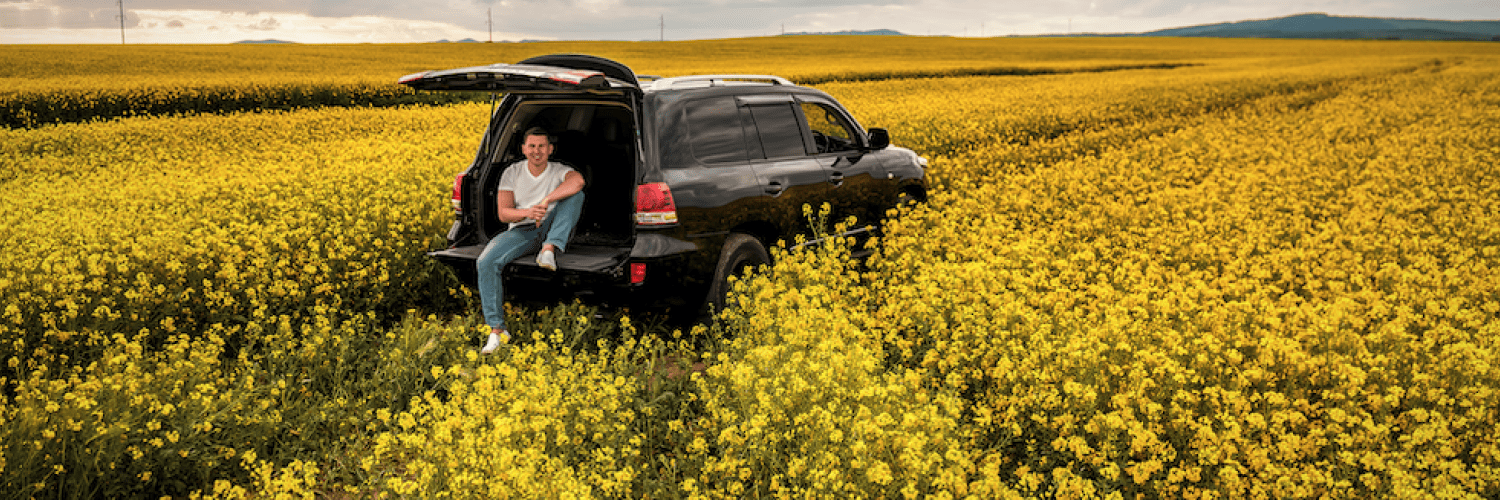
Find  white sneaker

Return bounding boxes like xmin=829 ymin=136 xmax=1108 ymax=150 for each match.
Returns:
xmin=536 ymin=249 xmax=557 ymax=271
xmin=480 ymin=330 xmax=509 ymax=354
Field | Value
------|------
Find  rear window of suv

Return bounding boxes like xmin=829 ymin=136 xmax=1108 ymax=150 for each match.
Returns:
xmin=685 ymin=97 xmax=750 ymax=164
xmin=684 ymin=95 xmax=811 ymax=166
xmin=745 ymin=103 xmax=805 ymax=159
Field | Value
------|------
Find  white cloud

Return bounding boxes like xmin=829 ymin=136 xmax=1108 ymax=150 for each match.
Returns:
xmin=242 ymin=16 xmax=280 ymax=31
xmin=1 ymin=9 xmax=512 ymax=43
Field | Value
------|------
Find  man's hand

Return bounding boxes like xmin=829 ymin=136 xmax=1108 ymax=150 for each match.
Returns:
xmin=528 ymin=202 xmax=550 ymax=226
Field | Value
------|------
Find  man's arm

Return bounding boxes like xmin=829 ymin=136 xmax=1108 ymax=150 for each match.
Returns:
xmin=542 ymin=170 xmax=585 ymax=206
xmin=496 ymin=190 xmax=531 ymax=224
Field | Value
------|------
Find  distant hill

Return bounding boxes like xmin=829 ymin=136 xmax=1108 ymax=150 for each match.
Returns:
xmin=233 ymin=39 xmax=297 ymax=44
xmin=1140 ymin=13 xmax=1500 ymax=41
xmin=780 ymin=29 xmax=906 ymax=37
xmin=429 ymin=38 xmax=551 ymax=43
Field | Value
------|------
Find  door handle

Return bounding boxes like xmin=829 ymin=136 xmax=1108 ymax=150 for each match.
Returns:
xmin=829 ymin=172 xmax=845 ymax=186
xmin=765 ymin=182 xmax=785 ymax=196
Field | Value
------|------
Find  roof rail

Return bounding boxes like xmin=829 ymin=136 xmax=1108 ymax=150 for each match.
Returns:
xmin=645 ymin=74 xmax=795 ymax=90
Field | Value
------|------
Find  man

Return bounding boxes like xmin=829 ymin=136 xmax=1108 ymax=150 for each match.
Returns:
xmin=476 ymin=127 xmax=586 ymax=354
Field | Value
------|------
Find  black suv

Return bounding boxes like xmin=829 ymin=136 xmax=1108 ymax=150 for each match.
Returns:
xmin=400 ymin=54 xmax=926 ymax=314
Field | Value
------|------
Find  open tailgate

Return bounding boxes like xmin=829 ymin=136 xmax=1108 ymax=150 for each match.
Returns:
xmin=398 ymin=63 xmax=637 ymax=93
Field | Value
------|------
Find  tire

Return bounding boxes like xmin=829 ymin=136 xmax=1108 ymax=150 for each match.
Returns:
xmin=703 ymin=233 xmax=771 ymax=317
xmin=897 ymin=188 xmax=923 ymax=209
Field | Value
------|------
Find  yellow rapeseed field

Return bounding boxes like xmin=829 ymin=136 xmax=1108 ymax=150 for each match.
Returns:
xmin=2 ymin=38 xmax=1497 ymax=498
xmin=2 ymin=36 xmax=1456 ymax=127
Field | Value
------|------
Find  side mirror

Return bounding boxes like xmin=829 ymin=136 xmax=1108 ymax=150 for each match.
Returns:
xmin=866 ymin=128 xmax=890 ymax=150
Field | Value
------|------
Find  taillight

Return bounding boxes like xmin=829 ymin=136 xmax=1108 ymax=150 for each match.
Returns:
xmin=630 ymin=262 xmax=647 ymax=284
xmin=451 ymin=173 xmax=465 ymax=212
xmin=635 ymin=182 xmax=678 ymax=226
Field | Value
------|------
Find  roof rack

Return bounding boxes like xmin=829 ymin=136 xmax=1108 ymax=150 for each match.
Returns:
xmin=644 ymin=74 xmax=795 ymax=90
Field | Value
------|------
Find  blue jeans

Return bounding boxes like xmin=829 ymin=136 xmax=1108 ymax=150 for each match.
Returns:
xmin=477 ymin=192 xmax=584 ymax=330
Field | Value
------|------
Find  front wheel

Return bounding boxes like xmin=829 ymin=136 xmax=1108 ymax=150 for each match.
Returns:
xmin=704 ymin=233 xmax=770 ymax=318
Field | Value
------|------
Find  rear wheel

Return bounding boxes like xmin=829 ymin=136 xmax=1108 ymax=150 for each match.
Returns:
xmin=897 ymin=188 xmax=924 ymax=209
xmin=704 ymin=233 xmax=770 ymax=318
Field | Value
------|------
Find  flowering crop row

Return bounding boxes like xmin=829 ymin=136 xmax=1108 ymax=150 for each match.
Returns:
xmin=0 ymin=79 xmax=480 ymax=129
xmin=843 ymin=51 xmax=1500 ymax=497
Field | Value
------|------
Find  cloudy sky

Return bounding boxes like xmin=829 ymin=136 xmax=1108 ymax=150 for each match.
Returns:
xmin=2 ymin=0 xmax=1495 ymax=44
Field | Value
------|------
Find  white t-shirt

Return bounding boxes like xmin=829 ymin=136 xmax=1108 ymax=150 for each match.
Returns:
xmin=497 ymin=160 xmax=576 ymax=229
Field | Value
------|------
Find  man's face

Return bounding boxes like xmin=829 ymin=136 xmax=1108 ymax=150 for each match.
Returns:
xmin=522 ymin=134 xmax=553 ymax=167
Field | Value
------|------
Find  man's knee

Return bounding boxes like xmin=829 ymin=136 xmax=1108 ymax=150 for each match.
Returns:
xmin=479 ymin=233 xmax=529 ymax=267
xmin=556 ymin=191 xmax=585 ymax=215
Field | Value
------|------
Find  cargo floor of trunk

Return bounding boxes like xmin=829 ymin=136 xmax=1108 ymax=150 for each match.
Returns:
xmin=429 ymin=243 xmax=630 ymax=274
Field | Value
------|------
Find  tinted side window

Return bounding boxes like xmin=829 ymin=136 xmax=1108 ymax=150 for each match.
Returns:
xmin=800 ymin=102 xmax=858 ymax=153
xmin=746 ymin=103 xmax=808 ymax=159
xmin=685 ymin=97 xmax=750 ymax=165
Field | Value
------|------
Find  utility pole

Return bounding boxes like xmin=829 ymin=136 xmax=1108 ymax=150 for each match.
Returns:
xmin=116 ymin=0 xmax=125 ymax=44
xmin=487 ymin=8 xmax=493 ymax=42
xmin=660 ymin=15 xmax=664 ymax=41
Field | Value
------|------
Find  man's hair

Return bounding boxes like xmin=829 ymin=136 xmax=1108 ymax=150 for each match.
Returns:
xmin=524 ymin=126 xmax=552 ymax=143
